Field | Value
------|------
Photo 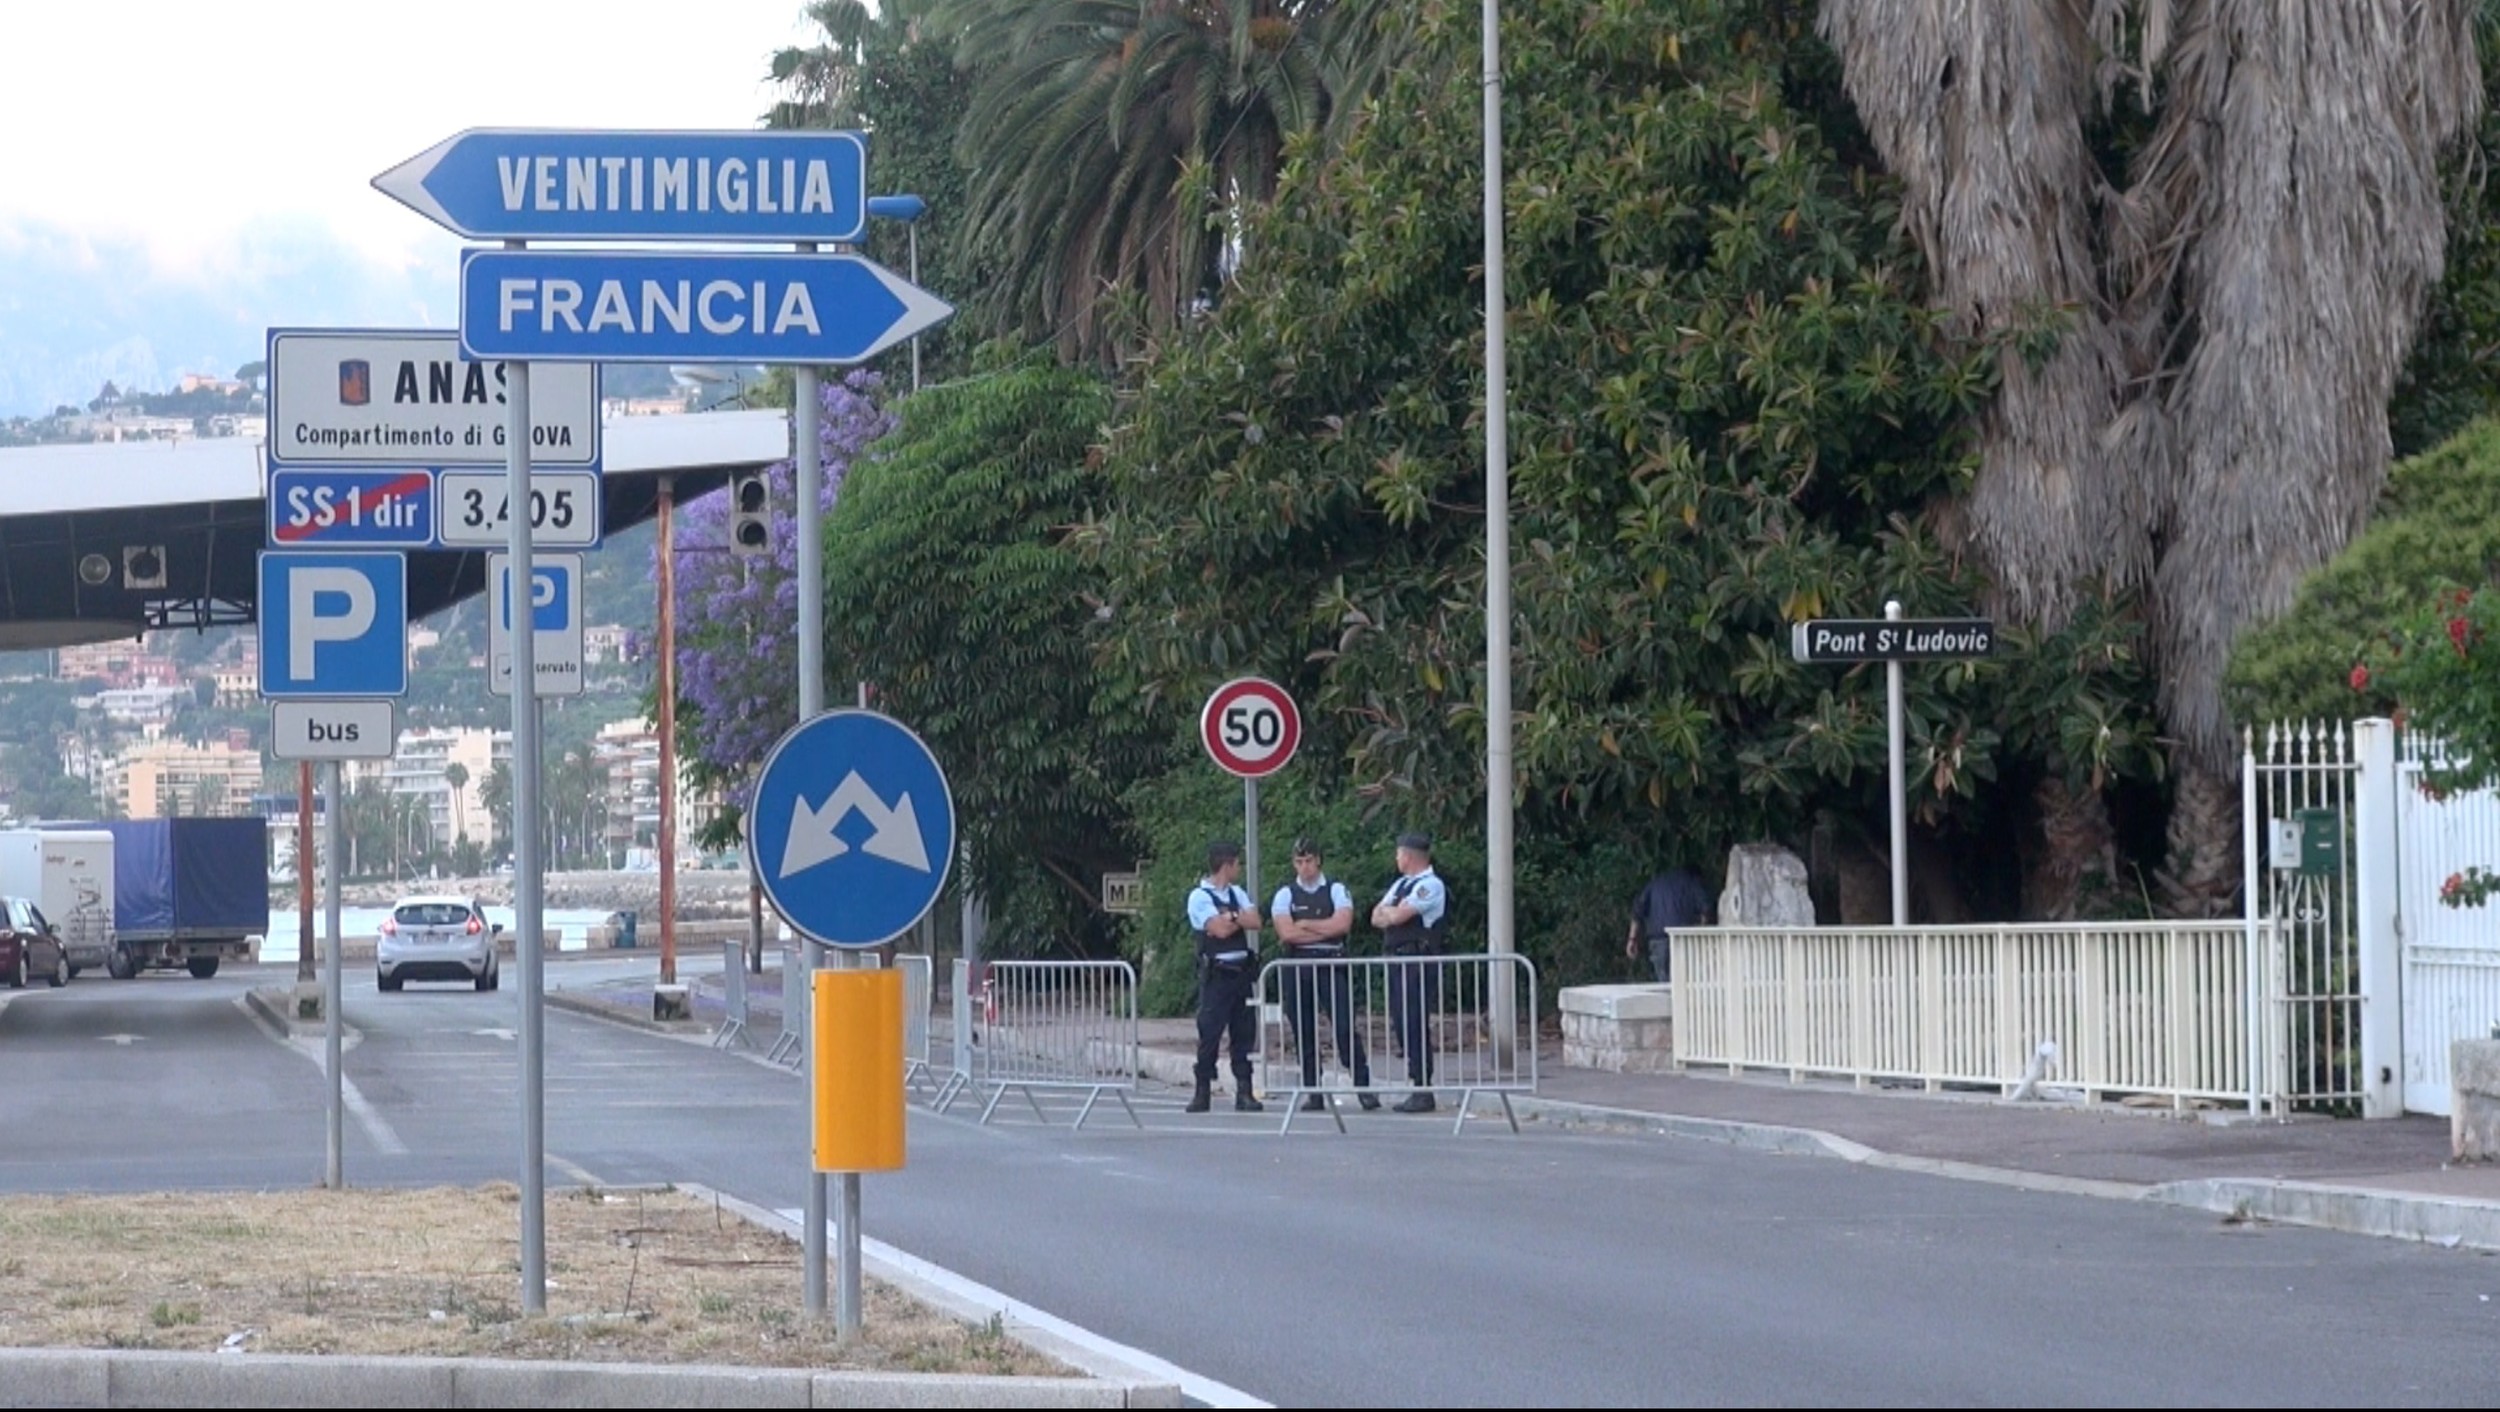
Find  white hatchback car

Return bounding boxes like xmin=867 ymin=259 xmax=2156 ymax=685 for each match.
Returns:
xmin=377 ymin=895 xmax=502 ymax=992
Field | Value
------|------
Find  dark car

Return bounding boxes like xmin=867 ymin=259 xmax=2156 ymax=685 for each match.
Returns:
xmin=2 ymin=894 xmax=69 ymax=990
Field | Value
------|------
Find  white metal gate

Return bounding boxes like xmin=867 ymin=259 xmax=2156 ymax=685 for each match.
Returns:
xmin=2394 ymin=731 xmax=2500 ymax=1115
xmin=2243 ymin=721 xmax=2368 ymax=1113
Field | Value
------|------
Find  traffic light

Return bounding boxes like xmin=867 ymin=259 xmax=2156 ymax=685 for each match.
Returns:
xmin=729 ymin=470 xmax=770 ymax=558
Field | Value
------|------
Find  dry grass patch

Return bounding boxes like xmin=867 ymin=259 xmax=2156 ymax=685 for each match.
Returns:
xmin=0 ymin=1184 xmax=1064 ymax=1375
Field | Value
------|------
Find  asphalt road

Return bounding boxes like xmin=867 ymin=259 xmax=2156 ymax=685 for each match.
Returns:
xmin=3 ymin=962 xmax=2494 ymax=1407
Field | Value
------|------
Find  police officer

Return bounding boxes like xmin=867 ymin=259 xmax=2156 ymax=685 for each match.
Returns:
xmin=1185 ymin=839 xmax=1265 ymax=1113
xmin=1269 ymin=838 xmax=1379 ymax=1112
xmin=1369 ymin=831 xmax=1447 ymax=1113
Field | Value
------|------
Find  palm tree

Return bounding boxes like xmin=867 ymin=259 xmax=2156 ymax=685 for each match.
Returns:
xmin=1816 ymin=0 xmax=2483 ymax=914
xmin=940 ymin=0 xmax=1388 ymax=363
xmin=766 ymin=0 xmax=913 ymax=130
xmin=442 ymin=761 xmax=469 ymax=853
xmin=479 ymin=761 xmax=513 ymax=861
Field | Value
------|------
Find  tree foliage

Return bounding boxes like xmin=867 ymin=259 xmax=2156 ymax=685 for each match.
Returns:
xmin=937 ymin=0 xmax=1392 ymax=363
xmin=666 ymin=372 xmax=896 ymax=815
xmin=819 ymin=346 xmax=1165 ymax=953
xmin=1081 ymin=0 xmax=2165 ymax=963
xmin=2227 ymin=418 xmax=2500 ymax=727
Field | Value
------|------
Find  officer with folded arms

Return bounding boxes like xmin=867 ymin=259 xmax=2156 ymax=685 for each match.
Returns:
xmin=1186 ymin=839 xmax=1265 ymax=1114
xmin=1370 ymin=830 xmax=1448 ymax=1113
xmin=1270 ymin=838 xmax=1379 ymax=1112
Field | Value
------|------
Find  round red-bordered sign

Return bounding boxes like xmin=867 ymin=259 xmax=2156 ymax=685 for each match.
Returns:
xmin=1199 ymin=677 xmax=1301 ymax=779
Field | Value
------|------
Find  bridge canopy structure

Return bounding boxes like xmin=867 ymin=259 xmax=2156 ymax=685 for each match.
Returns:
xmin=0 ymin=409 xmax=790 ymax=652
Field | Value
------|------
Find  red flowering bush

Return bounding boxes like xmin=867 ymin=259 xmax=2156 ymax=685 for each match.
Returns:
xmin=2361 ymin=585 xmax=2500 ymax=906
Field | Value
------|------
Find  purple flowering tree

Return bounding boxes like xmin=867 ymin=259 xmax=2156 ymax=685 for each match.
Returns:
xmin=662 ymin=370 xmax=896 ymax=843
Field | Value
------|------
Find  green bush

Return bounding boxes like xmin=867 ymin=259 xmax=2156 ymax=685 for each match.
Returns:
xmin=2227 ymin=418 xmax=2500 ymax=728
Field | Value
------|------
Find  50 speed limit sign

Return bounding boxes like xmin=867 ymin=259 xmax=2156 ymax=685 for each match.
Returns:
xmin=1200 ymin=677 xmax=1301 ymax=779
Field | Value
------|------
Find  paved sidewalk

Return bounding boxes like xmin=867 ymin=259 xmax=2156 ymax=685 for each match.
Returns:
xmin=554 ymin=958 xmax=2500 ymax=1255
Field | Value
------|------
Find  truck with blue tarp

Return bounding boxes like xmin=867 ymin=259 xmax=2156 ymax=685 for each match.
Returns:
xmin=58 ymin=819 xmax=269 ymax=979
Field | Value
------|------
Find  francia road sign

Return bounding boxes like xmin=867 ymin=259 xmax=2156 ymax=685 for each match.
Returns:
xmin=372 ymin=128 xmax=867 ymax=244
xmin=457 ymin=248 xmax=954 ymax=366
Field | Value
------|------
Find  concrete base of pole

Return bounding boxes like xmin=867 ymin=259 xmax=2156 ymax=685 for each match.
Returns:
xmin=652 ymin=985 xmax=692 ymax=1022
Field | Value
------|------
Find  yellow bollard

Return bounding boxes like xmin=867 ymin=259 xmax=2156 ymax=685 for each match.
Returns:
xmin=811 ymin=968 xmax=906 ymax=1172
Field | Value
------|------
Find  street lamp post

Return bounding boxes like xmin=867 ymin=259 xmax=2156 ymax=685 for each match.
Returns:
xmin=1482 ymin=1 xmax=1516 ymax=1053
xmin=865 ymin=194 xmax=928 ymax=392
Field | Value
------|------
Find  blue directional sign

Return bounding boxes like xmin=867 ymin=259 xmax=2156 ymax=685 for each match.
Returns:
xmin=458 ymin=249 xmax=953 ymax=366
xmin=268 ymin=469 xmax=436 ymax=549
xmin=258 ymin=552 xmax=408 ymax=699
xmin=372 ymin=128 xmax=867 ymax=243
xmin=751 ymin=711 xmax=956 ymax=949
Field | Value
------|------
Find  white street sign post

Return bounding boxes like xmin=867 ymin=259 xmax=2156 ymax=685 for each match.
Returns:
xmin=1788 ymin=604 xmax=1998 ymax=925
xmin=266 ymin=329 xmax=598 ymax=469
xmin=487 ymin=553 xmax=585 ymax=698
xmin=439 ymin=470 xmax=602 ymax=549
xmin=271 ymin=701 xmax=398 ymax=761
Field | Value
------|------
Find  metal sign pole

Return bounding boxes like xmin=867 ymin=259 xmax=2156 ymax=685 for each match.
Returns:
xmin=1244 ymin=777 xmax=1260 ymax=912
xmin=1885 ymin=599 xmax=1907 ymax=927
xmin=324 ymin=760 xmax=344 ymax=1189
xmin=795 ymin=315 xmax=828 ymax=1319
xmin=837 ymin=679 xmax=866 ymax=1341
xmin=503 ymin=265 xmax=547 ymax=1313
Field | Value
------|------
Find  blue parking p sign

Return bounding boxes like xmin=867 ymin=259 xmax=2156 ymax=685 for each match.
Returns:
xmin=258 ymin=551 xmax=408 ymax=699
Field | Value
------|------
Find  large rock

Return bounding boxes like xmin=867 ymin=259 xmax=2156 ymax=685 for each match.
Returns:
xmin=2455 ymin=1039 xmax=2500 ymax=1163
xmin=1560 ymin=985 xmax=1674 ymax=1072
xmin=1719 ymin=844 xmax=1814 ymax=928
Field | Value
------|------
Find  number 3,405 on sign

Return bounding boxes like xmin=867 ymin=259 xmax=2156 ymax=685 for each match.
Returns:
xmin=436 ymin=469 xmax=603 ymax=549
xmin=1200 ymin=677 xmax=1300 ymax=779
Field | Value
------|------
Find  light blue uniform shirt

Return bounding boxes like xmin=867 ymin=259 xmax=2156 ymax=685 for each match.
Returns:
xmin=1187 ymin=878 xmax=1257 ymax=962
xmin=1385 ymin=868 xmax=1446 ymax=927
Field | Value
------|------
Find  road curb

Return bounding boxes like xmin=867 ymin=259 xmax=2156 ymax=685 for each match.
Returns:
xmin=543 ymin=985 xmax=711 ymax=1038
xmin=0 ymin=1347 xmax=1162 ymax=1408
xmin=241 ymin=983 xmax=321 ymax=1040
xmin=2145 ymin=1176 xmax=2500 ymax=1253
xmin=1497 ymin=1093 xmax=2500 ymax=1243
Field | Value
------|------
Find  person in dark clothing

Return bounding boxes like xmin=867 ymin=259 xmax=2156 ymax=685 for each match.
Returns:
xmin=1626 ymin=866 xmax=1714 ymax=983
xmin=1269 ymin=838 xmax=1379 ymax=1112
xmin=1186 ymin=839 xmax=1265 ymax=1113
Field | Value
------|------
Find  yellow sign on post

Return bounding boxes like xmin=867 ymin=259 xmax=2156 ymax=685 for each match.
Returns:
xmin=811 ymin=968 xmax=906 ymax=1172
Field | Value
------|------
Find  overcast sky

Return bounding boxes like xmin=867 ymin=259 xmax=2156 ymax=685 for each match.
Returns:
xmin=0 ymin=1 xmax=823 ymax=305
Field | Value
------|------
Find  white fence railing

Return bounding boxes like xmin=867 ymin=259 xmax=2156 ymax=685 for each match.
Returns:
xmin=1255 ymin=953 xmax=1539 ymax=1134
xmin=1670 ymin=923 xmax=2274 ymax=1110
xmin=935 ymin=959 xmax=1142 ymax=1128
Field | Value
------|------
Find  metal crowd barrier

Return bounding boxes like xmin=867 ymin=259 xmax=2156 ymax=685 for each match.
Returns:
xmin=897 ymin=952 xmax=935 ymax=1096
xmin=1255 ymin=952 xmax=1539 ymax=1135
xmin=713 ymin=939 xmax=752 ymax=1049
xmin=767 ymin=943 xmax=808 ymax=1068
xmin=934 ymin=959 xmax=1142 ymax=1128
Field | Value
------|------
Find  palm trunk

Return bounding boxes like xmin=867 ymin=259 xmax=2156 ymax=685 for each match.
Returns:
xmin=2023 ymin=775 xmax=2121 ymax=920
xmin=2156 ymin=758 xmax=2242 ymax=919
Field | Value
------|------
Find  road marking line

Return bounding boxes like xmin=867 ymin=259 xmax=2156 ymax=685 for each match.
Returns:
xmin=236 ymin=995 xmax=407 ymax=1156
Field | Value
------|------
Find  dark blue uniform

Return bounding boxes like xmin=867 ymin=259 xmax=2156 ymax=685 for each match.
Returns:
xmin=1272 ymin=875 xmax=1373 ymax=1104
xmin=1188 ymin=878 xmax=1262 ymax=1110
xmin=1378 ymin=865 xmax=1447 ymax=1101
